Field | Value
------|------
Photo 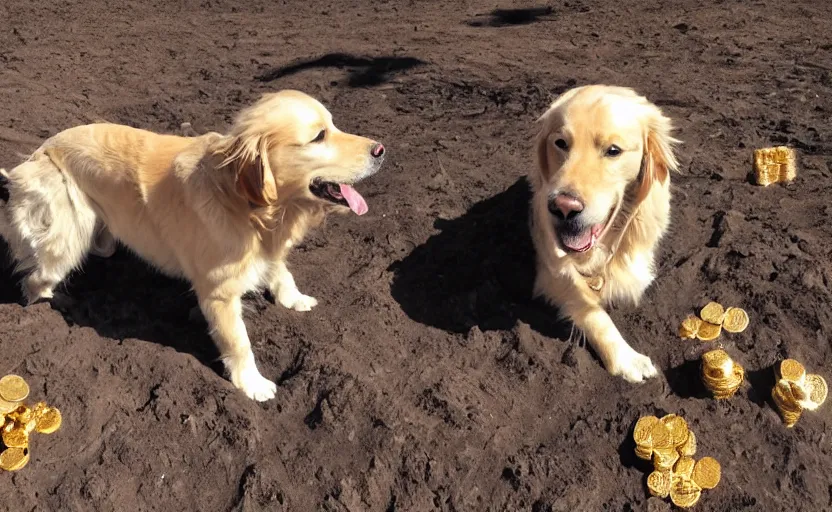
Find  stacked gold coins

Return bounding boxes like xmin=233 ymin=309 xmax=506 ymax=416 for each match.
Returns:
xmin=679 ymin=301 xmax=750 ymax=342
xmin=753 ymin=146 xmax=797 ymax=186
xmin=701 ymin=349 xmax=745 ymax=399
xmin=633 ymin=414 xmax=721 ymax=508
xmin=771 ymin=359 xmax=828 ymax=428
xmin=0 ymin=374 xmax=62 ymax=472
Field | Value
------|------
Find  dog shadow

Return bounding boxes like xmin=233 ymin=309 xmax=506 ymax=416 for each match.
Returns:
xmin=388 ymin=177 xmax=571 ymax=341
xmin=0 ymin=241 xmax=224 ymax=371
xmin=466 ymin=7 xmax=556 ymax=27
xmin=256 ymin=53 xmax=426 ymax=88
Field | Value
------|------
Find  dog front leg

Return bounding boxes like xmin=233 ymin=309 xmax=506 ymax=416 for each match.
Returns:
xmin=199 ymin=294 xmax=277 ymax=401
xmin=269 ymin=260 xmax=318 ymax=312
xmin=538 ymin=273 xmax=658 ymax=383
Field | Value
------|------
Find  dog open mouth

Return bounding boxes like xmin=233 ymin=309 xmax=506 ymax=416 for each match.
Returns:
xmin=309 ymin=179 xmax=368 ymax=216
xmin=556 ymin=205 xmax=619 ymax=253
xmin=557 ymin=222 xmax=606 ymax=253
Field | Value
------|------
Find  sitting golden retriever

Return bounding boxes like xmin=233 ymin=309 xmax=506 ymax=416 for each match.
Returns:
xmin=0 ymin=90 xmax=385 ymax=401
xmin=529 ymin=84 xmax=680 ymax=383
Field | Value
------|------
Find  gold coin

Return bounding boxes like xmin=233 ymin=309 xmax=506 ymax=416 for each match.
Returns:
xmin=679 ymin=430 xmax=697 ymax=457
xmin=722 ymin=307 xmax=750 ymax=333
xmin=646 ymin=470 xmax=671 ymax=498
xmin=7 ymin=405 xmax=33 ymax=424
xmin=635 ymin=445 xmax=653 ymax=461
xmin=674 ymin=456 xmax=696 ymax=478
xmin=772 ymin=380 xmax=802 ymax=427
xmin=2 ymin=425 xmax=29 ymax=449
xmin=0 ymin=375 xmax=29 ymax=402
xmin=650 ymin=421 xmax=672 ymax=450
xmin=702 ymin=349 xmax=731 ymax=371
xmin=0 ymin=447 xmax=29 ymax=472
xmin=35 ymin=407 xmax=62 ymax=434
xmin=633 ymin=415 xmax=659 ymax=444
xmin=0 ymin=397 xmax=17 ymax=415
xmin=779 ymin=359 xmax=806 ymax=384
xmin=700 ymin=301 xmax=726 ymax=325
xmin=679 ymin=315 xmax=702 ymax=339
xmin=669 ymin=476 xmax=702 ymax=508
xmin=661 ymin=414 xmax=689 ymax=447
xmin=696 ymin=321 xmax=722 ymax=341
xmin=692 ymin=456 xmax=721 ymax=489
xmin=805 ymin=374 xmax=828 ymax=409
xmin=653 ymin=446 xmax=680 ymax=472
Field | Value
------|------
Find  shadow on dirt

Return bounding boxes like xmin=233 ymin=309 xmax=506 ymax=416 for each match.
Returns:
xmin=466 ymin=7 xmax=556 ymax=27
xmin=388 ymin=177 xmax=571 ymax=341
xmin=256 ymin=53 xmax=426 ymax=87
xmin=0 ymin=243 xmax=224 ymax=370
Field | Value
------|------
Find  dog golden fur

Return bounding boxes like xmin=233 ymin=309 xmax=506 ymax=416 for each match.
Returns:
xmin=529 ymin=84 xmax=680 ymax=383
xmin=0 ymin=90 xmax=385 ymax=401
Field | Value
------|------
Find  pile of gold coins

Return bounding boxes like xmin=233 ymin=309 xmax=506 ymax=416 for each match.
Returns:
xmin=0 ymin=374 xmax=62 ymax=472
xmin=753 ymin=146 xmax=797 ymax=186
xmin=633 ymin=414 xmax=721 ymax=508
xmin=701 ymin=349 xmax=745 ymax=399
xmin=679 ymin=301 xmax=749 ymax=341
xmin=771 ymin=359 xmax=828 ymax=428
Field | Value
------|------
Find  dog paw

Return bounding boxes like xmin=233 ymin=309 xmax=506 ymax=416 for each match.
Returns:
xmin=277 ymin=291 xmax=318 ymax=312
xmin=232 ymin=366 xmax=277 ymax=402
xmin=610 ymin=348 xmax=658 ymax=383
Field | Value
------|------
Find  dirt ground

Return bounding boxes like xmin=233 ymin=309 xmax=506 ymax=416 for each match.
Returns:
xmin=0 ymin=0 xmax=831 ymax=510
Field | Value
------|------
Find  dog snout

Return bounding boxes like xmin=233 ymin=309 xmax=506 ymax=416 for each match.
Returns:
xmin=548 ymin=192 xmax=584 ymax=220
xmin=370 ymin=143 xmax=385 ymax=158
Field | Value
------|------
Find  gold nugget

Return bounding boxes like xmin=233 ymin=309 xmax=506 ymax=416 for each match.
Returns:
xmin=679 ymin=315 xmax=702 ymax=339
xmin=700 ymin=302 xmax=726 ymax=325
xmin=0 ymin=447 xmax=29 ymax=472
xmin=691 ymin=457 xmax=721 ymax=490
xmin=0 ymin=375 xmax=30 ymax=403
xmin=722 ymin=307 xmax=750 ymax=333
xmin=647 ymin=470 xmax=671 ymax=498
xmin=753 ymin=146 xmax=797 ymax=186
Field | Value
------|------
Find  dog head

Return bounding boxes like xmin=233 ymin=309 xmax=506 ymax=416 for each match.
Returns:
xmin=532 ymin=84 xmax=679 ymax=256
xmin=214 ymin=90 xmax=385 ymax=224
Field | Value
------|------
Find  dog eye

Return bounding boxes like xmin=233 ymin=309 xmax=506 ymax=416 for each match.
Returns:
xmin=554 ymin=138 xmax=568 ymax=150
xmin=605 ymin=145 xmax=622 ymax=157
xmin=310 ymin=130 xmax=326 ymax=143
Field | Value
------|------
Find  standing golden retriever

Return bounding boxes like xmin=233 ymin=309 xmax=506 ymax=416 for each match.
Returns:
xmin=529 ymin=84 xmax=680 ymax=383
xmin=0 ymin=90 xmax=385 ymax=401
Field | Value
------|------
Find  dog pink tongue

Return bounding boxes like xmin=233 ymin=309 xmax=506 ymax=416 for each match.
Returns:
xmin=562 ymin=230 xmax=594 ymax=252
xmin=339 ymin=184 xmax=368 ymax=216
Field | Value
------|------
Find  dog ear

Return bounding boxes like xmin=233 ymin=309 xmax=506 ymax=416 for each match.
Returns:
xmin=219 ymin=135 xmax=278 ymax=207
xmin=636 ymin=105 xmax=680 ymax=203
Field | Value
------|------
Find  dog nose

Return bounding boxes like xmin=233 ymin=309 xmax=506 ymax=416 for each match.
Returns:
xmin=548 ymin=193 xmax=584 ymax=220
xmin=370 ymin=143 xmax=385 ymax=158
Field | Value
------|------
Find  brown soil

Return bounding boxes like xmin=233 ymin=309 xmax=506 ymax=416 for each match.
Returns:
xmin=1 ymin=1 xmax=831 ymax=510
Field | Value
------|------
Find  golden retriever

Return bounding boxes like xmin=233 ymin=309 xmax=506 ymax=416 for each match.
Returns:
xmin=529 ymin=84 xmax=680 ymax=383
xmin=0 ymin=90 xmax=386 ymax=401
